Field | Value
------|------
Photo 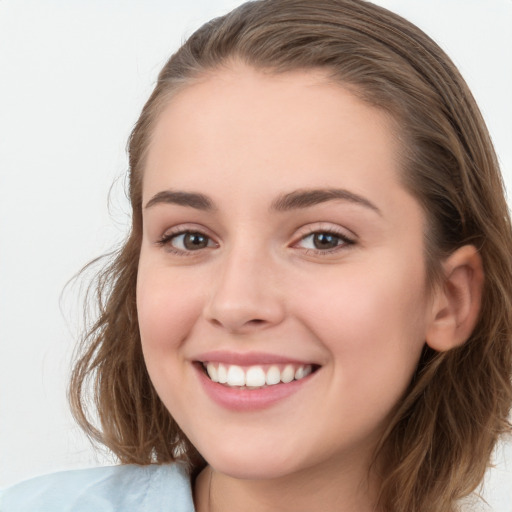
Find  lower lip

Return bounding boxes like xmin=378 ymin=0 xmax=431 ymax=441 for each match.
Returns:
xmin=195 ymin=364 xmax=316 ymax=411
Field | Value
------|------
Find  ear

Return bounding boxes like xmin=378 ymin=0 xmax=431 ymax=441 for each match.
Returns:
xmin=426 ymin=245 xmax=484 ymax=352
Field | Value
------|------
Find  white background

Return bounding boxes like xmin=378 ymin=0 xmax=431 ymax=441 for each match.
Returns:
xmin=1 ymin=0 xmax=511 ymax=508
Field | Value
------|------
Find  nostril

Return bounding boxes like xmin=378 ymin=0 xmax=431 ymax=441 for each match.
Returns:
xmin=208 ymin=316 xmax=267 ymax=331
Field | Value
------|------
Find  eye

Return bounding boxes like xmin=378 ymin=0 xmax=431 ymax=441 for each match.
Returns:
xmin=157 ymin=230 xmax=216 ymax=253
xmin=296 ymin=230 xmax=355 ymax=253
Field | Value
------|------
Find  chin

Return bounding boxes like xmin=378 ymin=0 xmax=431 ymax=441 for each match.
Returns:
xmin=202 ymin=445 xmax=305 ymax=481
xmin=213 ymin=460 xmax=298 ymax=481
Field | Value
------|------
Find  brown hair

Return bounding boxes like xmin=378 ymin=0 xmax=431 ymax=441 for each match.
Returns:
xmin=69 ymin=1 xmax=512 ymax=510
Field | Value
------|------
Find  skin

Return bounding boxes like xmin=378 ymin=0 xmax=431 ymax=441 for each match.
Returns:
xmin=136 ymin=64 xmax=477 ymax=512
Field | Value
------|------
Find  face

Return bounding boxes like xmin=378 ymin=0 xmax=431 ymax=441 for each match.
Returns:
xmin=137 ymin=64 xmax=432 ymax=481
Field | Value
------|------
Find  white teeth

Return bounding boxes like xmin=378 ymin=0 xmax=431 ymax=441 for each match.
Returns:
xmin=217 ymin=363 xmax=228 ymax=384
xmin=204 ymin=362 xmax=314 ymax=388
xmin=206 ymin=362 xmax=218 ymax=382
xmin=227 ymin=365 xmax=245 ymax=386
xmin=281 ymin=365 xmax=295 ymax=383
xmin=245 ymin=366 xmax=266 ymax=387
xmin=266 ymin=365 xmax=281 ymax=385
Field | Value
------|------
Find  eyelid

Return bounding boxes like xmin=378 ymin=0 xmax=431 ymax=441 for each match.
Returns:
xmin=291 ymin=223 xmax=357 ymax=254
xmin=293 ymin=223 xmax=357 ymax=242
xmin=156 ymin=222 xmax=216 ymax=240
xmin=155 ymin=224 xmax=219 ymax=254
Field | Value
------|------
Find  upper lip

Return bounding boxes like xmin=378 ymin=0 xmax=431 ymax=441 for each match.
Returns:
xmin=193 ymin=350 xmax=318 ymax=366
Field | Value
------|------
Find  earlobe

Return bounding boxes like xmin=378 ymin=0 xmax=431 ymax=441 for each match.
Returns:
xmin=426 ymin=245 xmax=484 ymax=352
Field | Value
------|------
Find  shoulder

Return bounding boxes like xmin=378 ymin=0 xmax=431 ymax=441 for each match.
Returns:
xmin=0 ymin=463 xmax=195 ymax=512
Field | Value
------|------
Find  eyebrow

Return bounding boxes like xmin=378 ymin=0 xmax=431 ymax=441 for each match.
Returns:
xmin=270 ymin=188 xmax=381 ymax=215
xmin=145 ymin=190 xmax=215 ymax=210
xmin=144 ymin=187 xmax=380 ymax=215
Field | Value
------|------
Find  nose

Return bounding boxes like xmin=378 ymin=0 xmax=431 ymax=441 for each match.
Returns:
xmin=203 ymin=245 xmax=286 ymax=334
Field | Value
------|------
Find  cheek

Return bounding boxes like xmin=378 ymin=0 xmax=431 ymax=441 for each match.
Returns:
xmin=136 ymin=263 xmax=206 ymax=416
xmin=293 ymin=257 xmax=428 ymax=404
xmin=136 ymin=263 xmax=203 ymax=358
xmin=296 ymin=256 xmax=427 ymax=338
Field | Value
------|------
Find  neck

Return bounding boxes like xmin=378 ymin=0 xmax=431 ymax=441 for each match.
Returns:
xmin=194 ymin=454 xmax=382 ymax=512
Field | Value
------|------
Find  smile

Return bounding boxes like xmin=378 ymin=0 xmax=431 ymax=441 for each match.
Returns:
xmin=194 ymin=352 xmax=321 ymax=410
xmin=203 ymin=362 xmax=314 ymax=389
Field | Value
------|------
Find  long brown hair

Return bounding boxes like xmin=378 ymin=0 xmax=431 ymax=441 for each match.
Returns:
xmin=69 ymin=1 xmax=512 ymax=510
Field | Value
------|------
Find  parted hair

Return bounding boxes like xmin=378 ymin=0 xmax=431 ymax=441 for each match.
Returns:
xmin=69 ymin=1 xmax=512 ymax=511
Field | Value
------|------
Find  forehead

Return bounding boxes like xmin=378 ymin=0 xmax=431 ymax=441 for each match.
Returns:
xmin=143 ymin=63 xmax=404 ymax=208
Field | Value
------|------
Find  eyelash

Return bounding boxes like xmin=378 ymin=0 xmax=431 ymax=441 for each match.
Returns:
xmin=294 ymin=228 xmax=355 ymax=255
xmin=156 ymin=227 xmax=356 ymax=256
xmin=156 ymin=229 xmax=217 ymax=256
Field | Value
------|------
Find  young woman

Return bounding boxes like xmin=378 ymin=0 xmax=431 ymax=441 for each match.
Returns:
xmin=2 ymin=1 xmax=511 ymax=511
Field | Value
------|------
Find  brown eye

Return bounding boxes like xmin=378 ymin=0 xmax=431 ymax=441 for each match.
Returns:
xmin=311 ymin=233 xmax=340 ymax=250
xmin=181 ymin=232 xmax=210 ymax=250
xmin=170 ymin=232 xmax=211 ymax=251
xmin=160 ymin=231 xmax=215 ymax=252
xmin=296 ymin=230 xmax=354 ymax=253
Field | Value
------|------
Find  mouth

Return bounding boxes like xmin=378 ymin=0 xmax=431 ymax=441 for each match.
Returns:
xmin=198 ymin=361 xmax=320 ymax=390
xmin=193 ymin=353 xmax=322 ymax=410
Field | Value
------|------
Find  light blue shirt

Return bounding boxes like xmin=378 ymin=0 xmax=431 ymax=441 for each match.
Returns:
xmin=0 ymin=463 xmax=195 ymax=512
